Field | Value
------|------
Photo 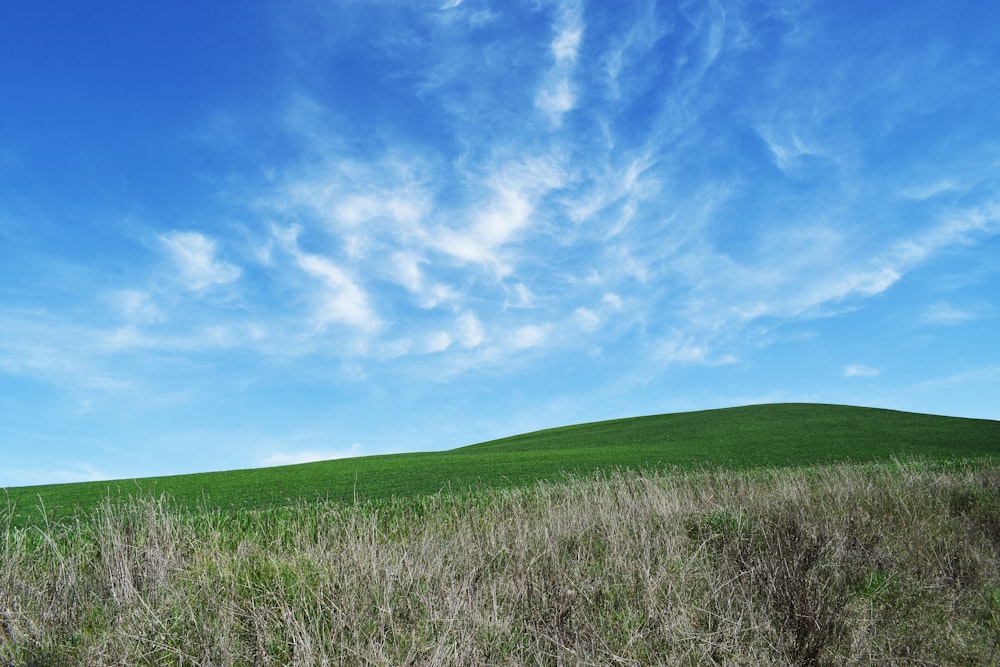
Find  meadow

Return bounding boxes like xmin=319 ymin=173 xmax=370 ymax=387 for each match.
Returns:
xmin=3 ymin=403 xmax=1000 ymax=665
xmin=4 ymin=461 xmax=1000 ymax=665
xmin=5 ymin=403 xmax=1000 ymax=527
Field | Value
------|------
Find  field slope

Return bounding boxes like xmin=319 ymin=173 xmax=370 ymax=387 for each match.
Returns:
xmin=5 ymin=403 xmax=1000 ymax=526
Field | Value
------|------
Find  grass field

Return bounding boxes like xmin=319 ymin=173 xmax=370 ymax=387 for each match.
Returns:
xmin=4 ymin=461 xmax=1000 ymax=665
xmin=3 ymin=403 xmax=1000 ymax=664
xmin=5 ymin=403 xmax=1000 ymax=528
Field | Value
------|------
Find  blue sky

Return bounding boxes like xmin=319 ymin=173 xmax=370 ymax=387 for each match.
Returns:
xmin=2 ymin=0 xmax=998 ymax=487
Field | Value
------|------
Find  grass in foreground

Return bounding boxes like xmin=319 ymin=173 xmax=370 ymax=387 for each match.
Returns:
xmin=5 ymin=403 xmax=1000 ymax=527
xmin=3 ymin=459 xmax=1000 ymax=665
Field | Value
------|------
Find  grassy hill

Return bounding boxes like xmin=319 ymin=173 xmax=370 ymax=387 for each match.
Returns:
xmin=4 ymin=404 xmax=1000 ymax=664
xmin=5 ymin=403 xmax=1000 ymax=527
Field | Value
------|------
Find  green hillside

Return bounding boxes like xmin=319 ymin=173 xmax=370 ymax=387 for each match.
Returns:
xmin=5 ymin=403 xmax=999 ymax=527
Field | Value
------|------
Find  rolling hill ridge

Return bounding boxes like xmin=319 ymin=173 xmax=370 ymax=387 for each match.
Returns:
xmin=5 ymin=403 xmax=999 ymax=527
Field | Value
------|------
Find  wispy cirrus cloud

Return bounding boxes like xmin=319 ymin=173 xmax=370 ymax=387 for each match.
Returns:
xmin=429 ymin=157 xmax=567 ymax=275
xmin=757 ymin=125 xmax=831 ymax=175
xmin=159 ymin=231 xmax=241 ymax=292
xmin=844 ymin=365 xmax=881 ymax=378
xmin=890 ymin=200 xmax=1000 ymax=267
xmin=922 ymin=302 xmax=991 ymax=326
xmin=273 ymin=225 xmax=382 ymax=334
xmin=455 ymin=312 xmax=485 ymax=348
xmin=536 ymin=0 xmax=583 ymax=124
xmin=911 ymin=365 xmax=1000 ymax=394
xmin=0 ymin=311 xmax=135 ymax=392
xmin=2 ymin=462 xmax=109 ymax=487
xmin=115 ymin=289 xmax=165 ymax=326
xmin=260 ymin=444 xmax=362 ymax=467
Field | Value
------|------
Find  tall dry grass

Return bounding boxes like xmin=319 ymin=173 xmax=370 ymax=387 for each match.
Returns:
xmin=3 ymin=461 xmax=1000 ymax=665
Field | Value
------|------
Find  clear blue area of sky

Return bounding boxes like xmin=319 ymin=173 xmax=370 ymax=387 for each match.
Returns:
xmin=1 ymin=0 xmax=998 ymax=487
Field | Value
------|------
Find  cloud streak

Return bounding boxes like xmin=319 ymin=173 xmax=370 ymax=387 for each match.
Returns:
xmin=160 ymin=231 xmax=241 ymax=292
xmin=2 ymin=463 xmax=109 ymax=487
xmin=274 ymin=225 xmax=382 ymax=334
xmin=260 ymin=444 xmax=362 ymax=467
xmin=844 ymin=365 xmax=881 ymax=378
xmin=922 ymin=302 xmax=990 ymax=326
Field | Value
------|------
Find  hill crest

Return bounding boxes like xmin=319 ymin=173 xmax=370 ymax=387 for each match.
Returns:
xmin=5 ymin=403 xmax=999 ymax=527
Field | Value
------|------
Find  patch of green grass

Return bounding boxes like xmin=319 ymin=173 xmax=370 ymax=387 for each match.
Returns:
xmin=4 ymin=403 xmax=1000 ymax=527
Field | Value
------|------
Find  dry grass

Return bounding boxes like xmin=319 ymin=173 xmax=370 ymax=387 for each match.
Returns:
xmin=3 ymin=460 xmax=1000 ymax=665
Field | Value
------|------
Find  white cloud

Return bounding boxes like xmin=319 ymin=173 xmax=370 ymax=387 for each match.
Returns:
xmin=911 ymin=365 xmax=1000 ymax=393
xmin=390 ymin=253 xmax=458 ymax=309
xmin=160 ymin=231 xmax=241 ymax=291
xmin=535 ymin=0 xmax=583 ymax=125
xmin=574 ymin=307 xmax=601 ymax=330
xmin=275 ymin=226 xmax=381 ymax=333
xmin=0 ymin=313 xmax=134 ymax=391
xmin=421 ymin=284 xmax=460 ymax=309
xmin=441 ymin=188 xmax=531 ymax=266
xmin=553 ymin=27 xmax=582 ymax=63
xmin=756 ymin=125 xmax=825 ymax=173
xmin=260 ymin=444 xmax=362 ymax=467
xmin=456 ymin=312 xmax=485 ymax=348
xmin=335 ymin=192 xmax=427 ymax=229
xmin=603 ymin=292 xmax=623 ymax=310
xmin=116 ymin=289 xmax=164 ymax=325
xmin=510 ymin=324 xmax=550 ymax=350
xmin=378 ymin=337 xmax=413 ymax=360
xmin=3 ymin=462 xmax=109 ymax=487
xmin=432 ymin=158 xmax=565 ymax=275
xmin=424 ymin=331 xmax=453 ymax=353
xmin=505 ymin=283 xmax=534 ymax=309
xmin=843 ymin=364 xmax=881 ymax=378
xmin=890 ymin=200 xmax=1000 ymax=266
xmin=657 ymin=334 xmax=737 ymax=366
xmin=922 ymin=302 xmax=988 ymax=325
xmin=393 ymin=252 xmax=424 ymax=293
xmin=301 ymin=256 xmax=379 ymax=331
xmin=274 ymin=152 xmax=433 ymax=239
xmin=601 ymin=3 xmax=669 ymax=96
xmin=899 ymin=179 xmax=963 ymax=200
xmin=536 ymin=78 xmax=576 ymax=122
xmin=794 ymin=265 xmax=901 ymax=312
